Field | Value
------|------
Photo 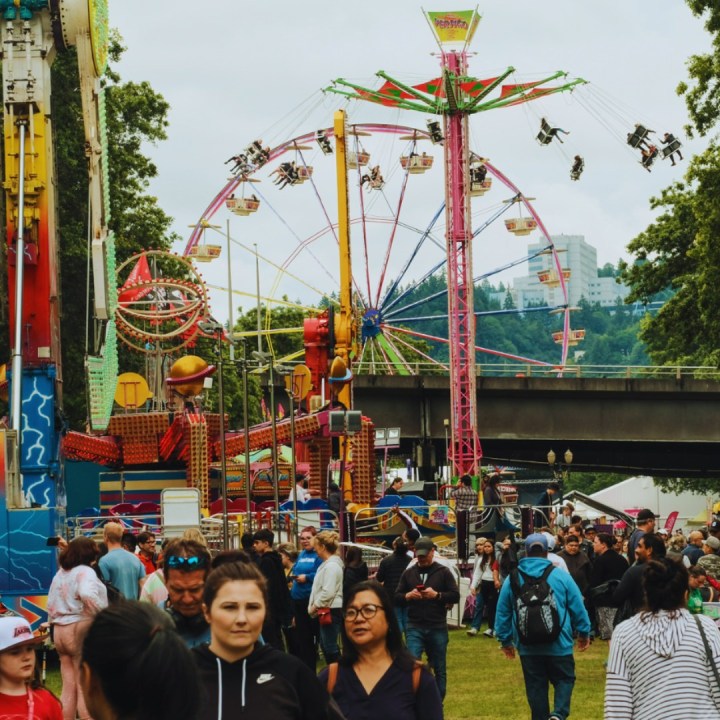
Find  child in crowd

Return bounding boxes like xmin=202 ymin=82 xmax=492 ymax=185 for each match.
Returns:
xmin=0 ymin=616 xmax=62 ymax=719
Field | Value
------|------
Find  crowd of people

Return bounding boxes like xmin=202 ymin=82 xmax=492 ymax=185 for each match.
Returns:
xmin=5 ymin=488 xmax=720 ymax=719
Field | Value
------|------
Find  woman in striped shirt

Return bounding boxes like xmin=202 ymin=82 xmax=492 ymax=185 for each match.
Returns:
xmin=605 ymin=558 xmax=720 ymax=719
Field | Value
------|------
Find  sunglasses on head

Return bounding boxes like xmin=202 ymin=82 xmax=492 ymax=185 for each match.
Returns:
xmin=166 ymin=555 xmax=207 ymax=569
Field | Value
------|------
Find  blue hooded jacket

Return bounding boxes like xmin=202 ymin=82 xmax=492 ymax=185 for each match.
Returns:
xmin=495 ymin=556 xmax=591 ymax=656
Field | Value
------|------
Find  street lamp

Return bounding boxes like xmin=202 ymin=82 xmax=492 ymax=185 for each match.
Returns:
xmin=443 ymin=418 xmax=450 ymax=482
xmin=198 ymin=320 xmax=230 ymax=550
xmin=276 ymin=364 xmax=299 ymax=545
xmin=547 ymin=448 xmax=573 ymax=484
xmin=252 ymin=351 xmax=291 ymax=534
xmin=236 ymin=338 xmax=256 ymax=532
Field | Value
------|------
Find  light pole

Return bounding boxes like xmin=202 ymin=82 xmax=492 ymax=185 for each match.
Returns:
xmin=443 ymin=418 xmax=450 ymax=483
xmin=237 ymin=338 xmax=253 ymax=533
xmin=547 ymin=448 xmax=573 ymax=490
xmin=277 ymin=365 xmax=298 ymax=545
xmin=252 ymin=351 xmax=291 ymax=535
xmin=199 ymin=320 xmax=229 ymax=550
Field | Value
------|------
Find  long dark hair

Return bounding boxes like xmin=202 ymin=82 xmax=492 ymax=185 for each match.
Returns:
xmin=82 ymin=601 xmax=200 ymax=720
xmin=479 ymin=539 xmax=495 ymax=571
xmin=339 ymin=580 xmax=415 ymax=670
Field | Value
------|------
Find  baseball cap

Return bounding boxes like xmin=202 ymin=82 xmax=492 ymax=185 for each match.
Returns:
xmin=704 ymin=536 xmax=720 ymax=551
xmin=657 ymin=528 xmax=669 ymax=537
xmin=525 ymin=533 xmax=549 ymax=552
xmin=636 ymin=509 xmax=658 ymax=522
xmin=0 ymin=616 xmax=44 ymax=653
xmin=709 ymin=520 xmax=720 ymax=533
xmin=414 ymin=537 xmax=435 ymax=557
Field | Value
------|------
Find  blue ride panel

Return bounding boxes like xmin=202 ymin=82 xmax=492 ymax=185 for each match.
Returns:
xmin=18 ymin=366 xmax=60 ymax=508
xmin=0 ymin=507 xmax=58 ymax=596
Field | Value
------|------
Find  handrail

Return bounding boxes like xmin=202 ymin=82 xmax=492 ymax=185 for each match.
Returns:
xmin=352 ymin=362 xmax=720 ymax=380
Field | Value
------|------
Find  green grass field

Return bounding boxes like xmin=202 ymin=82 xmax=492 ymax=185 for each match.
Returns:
xmin=43 ymin=630 xmax=609 ymax=719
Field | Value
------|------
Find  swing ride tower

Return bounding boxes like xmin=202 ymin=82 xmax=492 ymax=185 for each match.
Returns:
xmin=327 ymin=10 xmax=584 ymax=477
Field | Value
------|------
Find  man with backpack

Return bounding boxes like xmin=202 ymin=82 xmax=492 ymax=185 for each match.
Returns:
xmin=495 ymin=533 xmax=591 ymax=720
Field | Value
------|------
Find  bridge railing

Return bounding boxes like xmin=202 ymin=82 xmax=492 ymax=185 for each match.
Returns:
xmin=354 ymin=361 xmax=720 ymax=380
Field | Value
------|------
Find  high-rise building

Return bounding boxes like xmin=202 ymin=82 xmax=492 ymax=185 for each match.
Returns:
xmin=511 ymin=234 xmax=629 ymax=308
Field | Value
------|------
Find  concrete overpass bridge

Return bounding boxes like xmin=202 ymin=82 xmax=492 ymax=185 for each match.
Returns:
xmin=353 ymin=372 xmax=720 ymax=477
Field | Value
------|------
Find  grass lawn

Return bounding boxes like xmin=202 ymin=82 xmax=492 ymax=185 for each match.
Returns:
xmin=444 ymin=629 xmax=609 ymax=719
xmin=43 ymin=630 xmax=609 ymax=719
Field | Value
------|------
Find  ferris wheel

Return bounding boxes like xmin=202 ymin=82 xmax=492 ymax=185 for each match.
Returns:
xmin=184 ymin=9 xmax=600 ymax=478
xmin=185 ymin=120 xmax=576 ymax=374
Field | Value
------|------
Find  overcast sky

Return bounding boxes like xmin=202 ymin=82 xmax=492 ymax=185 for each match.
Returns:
xmin=109 ymin=2 xmax=711 ymax=324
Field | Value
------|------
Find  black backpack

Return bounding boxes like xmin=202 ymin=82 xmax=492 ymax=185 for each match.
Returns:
xmin=509 ymin=565 xmax=561 ymax=645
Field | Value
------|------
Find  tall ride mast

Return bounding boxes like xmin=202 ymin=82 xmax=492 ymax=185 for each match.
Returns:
xmin=327 ymin=9 xmax=584 ymax=477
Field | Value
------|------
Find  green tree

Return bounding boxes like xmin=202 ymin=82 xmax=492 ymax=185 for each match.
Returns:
xmin=619 ymin=149 xmax=720 ymax=366
xmin=677 ymin=0 xmax=720 ymax=137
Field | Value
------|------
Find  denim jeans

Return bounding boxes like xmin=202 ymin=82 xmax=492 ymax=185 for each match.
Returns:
xmin=519 ymin=654 xmax=576 ymax=720
xmin=406 ymin=625 xmax=449 ymax=699
xmin=394 ymin=606 xmax=409 ymax=635
xmin=318 ymin=608 xmax=342 ymax=663
xmin=470 ymin=581 xmax=498 ymax=631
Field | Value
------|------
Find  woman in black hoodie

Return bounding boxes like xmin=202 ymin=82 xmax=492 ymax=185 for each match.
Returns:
xmin=193 ymin=561 xmax=334 ymax=720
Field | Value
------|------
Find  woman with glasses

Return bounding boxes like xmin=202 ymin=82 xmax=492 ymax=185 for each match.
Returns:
xmin=194 ymin=560 xmax=333 ymax=720
xmin=319 ymin=580 xmax=442 ymax=720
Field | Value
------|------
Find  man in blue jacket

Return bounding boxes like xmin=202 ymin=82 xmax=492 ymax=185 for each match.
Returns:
xmin=495 ymin=533 xmax=591 ymax=720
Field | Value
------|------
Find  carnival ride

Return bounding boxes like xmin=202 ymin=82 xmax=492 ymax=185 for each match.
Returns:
xmin=0 ymin=6 xmax=690 ymax=622
xmin=0 ymin=0 xmax=118 ymax=623
xmin=186 ymin=9 xmax=591 ymax=483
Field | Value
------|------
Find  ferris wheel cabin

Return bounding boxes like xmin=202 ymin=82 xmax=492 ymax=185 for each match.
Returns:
xmin=400 ymin=154 xmax=434 ymax=174
xmin=505 ymin=217 xmax=538 ymax=236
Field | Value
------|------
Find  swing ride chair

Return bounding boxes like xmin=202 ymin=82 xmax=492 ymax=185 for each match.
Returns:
xmin=570 ymin=159 xmax=584 ymax=181
xmin=536 ymin=118 xmax=556 ymax=145
xmin=626 ymin=124 xmax=653 ymax=149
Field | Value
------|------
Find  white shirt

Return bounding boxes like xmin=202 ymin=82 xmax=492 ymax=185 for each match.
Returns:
xmin=47 ymin=565 xmax=108 ymax=625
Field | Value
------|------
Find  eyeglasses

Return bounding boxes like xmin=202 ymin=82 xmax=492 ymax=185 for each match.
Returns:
xmin=343 ymin=604 xmax=385 ymax=621
xmin=166 ymin=555 xmax=207 ymax=570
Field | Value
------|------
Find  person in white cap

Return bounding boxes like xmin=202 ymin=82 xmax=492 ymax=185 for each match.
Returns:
xmin=0 ymin=615 xmax=61 ymax=719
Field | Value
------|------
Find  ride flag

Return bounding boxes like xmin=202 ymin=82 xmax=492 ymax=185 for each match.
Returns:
xmin=425 ymin=10 xmax=480 ymax=45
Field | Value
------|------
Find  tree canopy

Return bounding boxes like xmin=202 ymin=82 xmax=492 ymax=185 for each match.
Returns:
xmin=619 ymin=2 xmax=720 ymax=368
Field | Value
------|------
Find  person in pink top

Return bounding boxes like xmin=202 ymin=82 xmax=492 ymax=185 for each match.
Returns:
xmin=47 ymin=537 xmax=108 ymax=720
